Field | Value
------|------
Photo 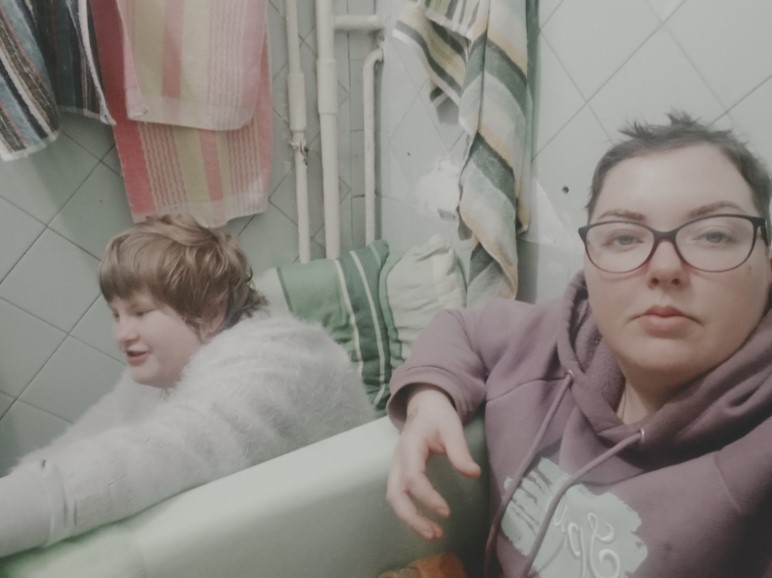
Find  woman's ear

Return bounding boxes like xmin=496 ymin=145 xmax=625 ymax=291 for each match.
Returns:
xmin=200 ymin=308 xmax=226 ymax=339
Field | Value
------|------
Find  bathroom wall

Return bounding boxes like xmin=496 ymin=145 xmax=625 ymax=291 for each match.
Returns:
xmin=0 ymin=0 xmax=377 ymax=473
xmin=375 ymin=0 xmax=772 ymax=302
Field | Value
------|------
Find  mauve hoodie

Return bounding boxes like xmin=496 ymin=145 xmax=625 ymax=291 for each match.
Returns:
xmin=388 ymin=273 xmax=772 ymax=578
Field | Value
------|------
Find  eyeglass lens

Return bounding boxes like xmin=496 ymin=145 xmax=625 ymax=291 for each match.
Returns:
xmin=584 ymin=215 xmax=759 ymax=273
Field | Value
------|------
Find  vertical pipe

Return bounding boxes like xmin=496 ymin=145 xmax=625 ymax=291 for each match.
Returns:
xmin=316 ymin=0 xmax=341 ymax=258
xmin=362 ymin=46 xmax=383 ymax=245
xmin=285 ymin=0 xmax=311 ymax=262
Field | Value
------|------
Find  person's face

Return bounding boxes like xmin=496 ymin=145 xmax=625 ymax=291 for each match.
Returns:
xmin=110 ymin=292 xmax=202 ymax=388
xmin=584 ymin=144 xmax=772 ymax=402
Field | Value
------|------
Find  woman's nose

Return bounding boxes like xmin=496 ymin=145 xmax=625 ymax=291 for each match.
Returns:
xmin=113 ymin=317 xmax=137 ymax=344
xmin=645 ymin=239 xmax=686 ymax=287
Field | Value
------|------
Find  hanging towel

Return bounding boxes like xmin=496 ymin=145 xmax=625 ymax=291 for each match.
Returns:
xmin=0 ymin=0 xmax=112 ymax=161
xmin=394 ymin=0 xmax=536 ymax=305
xmin=90 ymin=0 xmax=273 ymax=228
xmin=114 ymin=0 xmax=264 ymax=130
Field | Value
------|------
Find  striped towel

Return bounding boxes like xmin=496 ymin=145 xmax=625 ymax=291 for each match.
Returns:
xmin=0 ymin=0 xmax=112 ymax=161
xmin=114 ymin=0 xmax=264 ymax=130
xmin=394 ymin=0 xmax=536 ymax=304
xmin=91 ymin=0 xmax=273 ymax=228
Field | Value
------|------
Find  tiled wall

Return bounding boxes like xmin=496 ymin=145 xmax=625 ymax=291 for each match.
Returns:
xmin=4 ymin=0 xmax=772 ymax=472
xmin=376 ymin=0 xmax=772 ymax=302
xmin=0 ymin=0 xmax=379 ymax=473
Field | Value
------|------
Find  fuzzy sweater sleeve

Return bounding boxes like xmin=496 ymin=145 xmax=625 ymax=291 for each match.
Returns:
xmin=0 ymin=311 xmax=372 ymax=556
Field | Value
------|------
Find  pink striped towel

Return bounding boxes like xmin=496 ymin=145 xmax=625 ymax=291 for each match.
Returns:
xmin=115 ymin=0 xmax=265 ymax=130
xmin=91 ymin=0 xmax=272 ymax=228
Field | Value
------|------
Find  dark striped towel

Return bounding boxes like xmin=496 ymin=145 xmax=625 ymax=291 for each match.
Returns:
xmin=0 ymin=0 xmax=112 ymax=161
xmin=394 ymin=0 xmax=536 ymax=304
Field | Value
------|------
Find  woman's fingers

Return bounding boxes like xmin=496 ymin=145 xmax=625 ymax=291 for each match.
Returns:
xmin=386 ymin=476 xmax=444 ymax=540
xmin=442 ymin=424 xmax=481 ymax=479
xmin=387 ymin=385 xmax=471 ymax=540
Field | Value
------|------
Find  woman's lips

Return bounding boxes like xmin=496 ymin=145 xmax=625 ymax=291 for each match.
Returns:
xmin=637 ymin=306 xmax=692 ymax=334
xmin=126 ymin=351 xmax=149 ymax=366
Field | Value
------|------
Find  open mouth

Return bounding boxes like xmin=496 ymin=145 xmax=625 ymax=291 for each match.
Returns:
xmin=126 ymin=351 xmax=149 ymax=365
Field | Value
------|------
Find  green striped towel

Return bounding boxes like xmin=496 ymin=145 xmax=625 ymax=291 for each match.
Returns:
xmin=254 ymin=241 xmax=392 ymax=414
xmin=394 ymin=0 xmax=537 ymax=305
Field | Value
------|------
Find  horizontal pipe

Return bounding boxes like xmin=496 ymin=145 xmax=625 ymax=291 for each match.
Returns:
xmin=334 ymin=14 xmax=384 ymax=31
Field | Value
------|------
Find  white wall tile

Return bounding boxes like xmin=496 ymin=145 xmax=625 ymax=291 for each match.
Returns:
xmin=728 ymin=77 xmax=772 ymax=172
xmin=50 ymin=164 xmax=134 ymax=258
xmin=534 ymin=106 xmax=611 ymax=231
xmin=0 ymin=230 xmax=100 ymax=332
xmin=538 ymin=0 xmax=565 ymax=28
xmin=239 ymin=205 xmax=301 ymax=272
xmin=0 ymin=401 xmax=70 ymax=476
xmin=71 ymin=297 xmax=125 ymax=362
xmin=645 ymin=0 xmax=685 ymax=22
xmin=21 ymin=338 xmax=124 ymax=423
xmin=379 ymin=195 xmax=468 ymax=256
xmin=427 ymin=95 xmax=464 ymax=152
xmin=59 ymin=114 xmax=115 ymax=160
xmin=390 ymin=95 xmax=449 ymax=185
xmin=0 ymin=134 xmax=98 ymax=223
xmin=0 ymin=300 xmax=65 ymax=397
xmin=102 ymin=147 xmax=122 ymax=174
xmin=384 ymin=148 xmax=413 ymax=202
xmin=379 ymin=43 xmax=421 ymax=140
xmin=391 ymin=37 xmax=429 ymax=94
xmin=533 ymin=35 xmax=584 ymax=153
xmin=268 ymin=1 xmax=290 ymax=80
xmin=0 ymin=198 xmax=44 ymax=281
xmin=590 ymin=30 xmax=724 ymax=136
xmin=542 ymin=0 xmax=659 ymax=99
xmin=0 ymin=391 xmax=12 ymax=418
xmin=667 ymin=0 xmax=772 ymax=109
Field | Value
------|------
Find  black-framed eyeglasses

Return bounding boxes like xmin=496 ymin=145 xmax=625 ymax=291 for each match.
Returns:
xmin=578 ymin=214 xmax=769 ymax=274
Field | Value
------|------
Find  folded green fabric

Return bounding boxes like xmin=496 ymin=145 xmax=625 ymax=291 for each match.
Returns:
xmin=255 ymin=241 xmax=391 ymax=414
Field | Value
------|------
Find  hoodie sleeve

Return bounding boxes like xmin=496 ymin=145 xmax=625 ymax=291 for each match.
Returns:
xmin=0 ymin=313 xmax=371 ymax=556
xmin=387 ymin=298 xmax=538 ymax=427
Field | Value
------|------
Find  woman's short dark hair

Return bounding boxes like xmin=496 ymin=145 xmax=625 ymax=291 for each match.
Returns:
xmin=587 ymin=112 xmax=772 ymax=237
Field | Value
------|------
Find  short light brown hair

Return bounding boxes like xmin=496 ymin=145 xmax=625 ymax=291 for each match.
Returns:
xmin=99 ymin=215 xmax=266 ymax=333
xmin=588 ymin=112 xmax=772 ymax=238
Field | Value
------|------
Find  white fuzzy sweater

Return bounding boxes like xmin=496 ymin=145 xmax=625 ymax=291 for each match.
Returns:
xmin=0 ymin=309 xmax=373 ymax=556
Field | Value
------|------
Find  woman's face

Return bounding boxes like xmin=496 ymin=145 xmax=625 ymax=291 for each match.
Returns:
xmin=584 ymin=144 xmax=771 ymax=404
xmin=110 ymin=292 xmax=203 ymax=388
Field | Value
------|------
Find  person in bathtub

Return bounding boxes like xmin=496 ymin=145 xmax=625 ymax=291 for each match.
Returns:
xmin=0 ymin=214 xmax=373 ymax=557
xmin=386 ymin=113 xmax=772 ymax=577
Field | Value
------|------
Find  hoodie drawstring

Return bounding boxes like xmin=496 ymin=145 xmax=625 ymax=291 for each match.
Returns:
xmin=519 ymin=429 xmax=644 ymax=577
xmin=482 ymin=371 xmax=645 ymax=578
xmin=482 ymin=372 xmax=574 ymax=578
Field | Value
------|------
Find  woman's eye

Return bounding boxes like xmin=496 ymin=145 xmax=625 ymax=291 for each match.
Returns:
xmin=612 ymin=234 xmax=639 ymax=246
xmin=602 ymin=231 xmax=644 ymax=248
xmin=701 ymin=231 xmax=730 ymax=243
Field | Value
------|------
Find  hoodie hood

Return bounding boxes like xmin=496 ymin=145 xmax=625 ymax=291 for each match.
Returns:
xmin=557 ymin=272 xmax=772 ymax=455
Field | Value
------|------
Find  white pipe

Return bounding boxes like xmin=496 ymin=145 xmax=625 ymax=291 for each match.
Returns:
xmin=362 ymin=46 xmax=383 ymax=245
xmin=334 ymin=14 xmax=384 ymax=31
xmin=316 ymin=0 xmax=341 ymax=258
xmin=285 ymin=0 xmax=310 ymax=262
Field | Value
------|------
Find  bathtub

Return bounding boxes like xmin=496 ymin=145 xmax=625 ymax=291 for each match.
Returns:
xmin=0 ymin=415 xmax=488 ymax=578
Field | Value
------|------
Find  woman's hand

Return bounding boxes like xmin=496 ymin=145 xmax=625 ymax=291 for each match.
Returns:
xmin=386 ymin=385 xmax=481 ymax=541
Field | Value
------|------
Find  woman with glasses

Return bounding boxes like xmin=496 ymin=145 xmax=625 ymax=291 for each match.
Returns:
xmin=386 ymin=113 xmax=772 ymax=577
